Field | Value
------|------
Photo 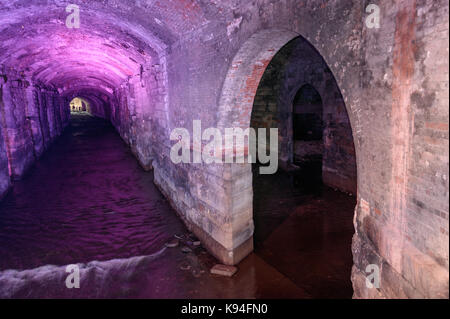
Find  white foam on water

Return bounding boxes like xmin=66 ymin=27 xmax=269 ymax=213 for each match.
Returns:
xmin=0 ymin=247 xmax=167 ymax=298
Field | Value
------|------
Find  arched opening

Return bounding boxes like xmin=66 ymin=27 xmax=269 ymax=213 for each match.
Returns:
xmin=292 ymin=84 xmax=323 ymax=166
xmin=250 ymin=35 xmax=357 ymax=298
xmin=217 ymin=30 xmax=359 ymax=298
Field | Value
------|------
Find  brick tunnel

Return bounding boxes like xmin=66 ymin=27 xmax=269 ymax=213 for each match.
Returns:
xmin=0 ymin=1 xmax=448 ymax=299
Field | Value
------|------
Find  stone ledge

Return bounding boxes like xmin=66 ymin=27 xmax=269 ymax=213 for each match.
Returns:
xmin=153 ymin=165 xmax=254 ymax=265
xmin=187 ymin=217 xmax=253 ymax=266
xmin=352 ymin=232 xmax=449 ymax=299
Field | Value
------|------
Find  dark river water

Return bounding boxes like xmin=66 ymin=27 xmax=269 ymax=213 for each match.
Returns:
xmin=0 ymin=114 xmax=186 ymax=271
xmin=0 ymin=114 xmax=356 ymax=298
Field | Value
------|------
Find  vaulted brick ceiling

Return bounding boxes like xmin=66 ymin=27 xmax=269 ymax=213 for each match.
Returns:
xmin=0 ymin=0 xmax=228 ymax=101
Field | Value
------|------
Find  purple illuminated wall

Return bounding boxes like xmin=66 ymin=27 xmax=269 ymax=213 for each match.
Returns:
xmin=0 ymin=0 xmax=448 ymax=298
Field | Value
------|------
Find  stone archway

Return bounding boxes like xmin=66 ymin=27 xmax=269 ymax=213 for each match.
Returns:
xmin=291 ymin=84 xmax=324 ymax=166
xmin=216 ymin=28 xmax=360 ymax=271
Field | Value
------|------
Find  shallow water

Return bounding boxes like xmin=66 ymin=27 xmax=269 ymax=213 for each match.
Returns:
xmin=0 ymin=114 xmax=186 ymax=271
xmin=253 ymin=162 xmax=356 ymax=298
xmin=0 ymin=114 xmax=355 ymax=299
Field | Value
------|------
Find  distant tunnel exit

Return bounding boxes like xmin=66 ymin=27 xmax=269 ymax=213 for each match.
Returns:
xmin=70 ymin=97 xmax=90 ymax=114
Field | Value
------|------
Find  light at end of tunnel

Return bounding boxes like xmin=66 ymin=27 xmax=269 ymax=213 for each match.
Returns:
xmin=70 ymin=97 xmax=90 ymax=114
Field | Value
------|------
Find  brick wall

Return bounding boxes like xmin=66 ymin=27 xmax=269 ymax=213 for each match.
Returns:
xmin=0 ymin=71 xmax=70 ymax=196
xmin=0 ymin=0 xmax=447 ymax=298
xmin=148 ymin=0 xmax=448 ymax=298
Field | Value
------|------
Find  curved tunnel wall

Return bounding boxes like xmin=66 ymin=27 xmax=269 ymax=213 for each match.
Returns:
xmin=0 ymin=75 xmax=70 ymax=183
xmin=0 ymin=0 xmax=448 ymax=299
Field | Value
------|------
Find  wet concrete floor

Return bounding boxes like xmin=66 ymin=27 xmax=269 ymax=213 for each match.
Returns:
xmin=0 ymin=114 xmax=355 ymax=298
